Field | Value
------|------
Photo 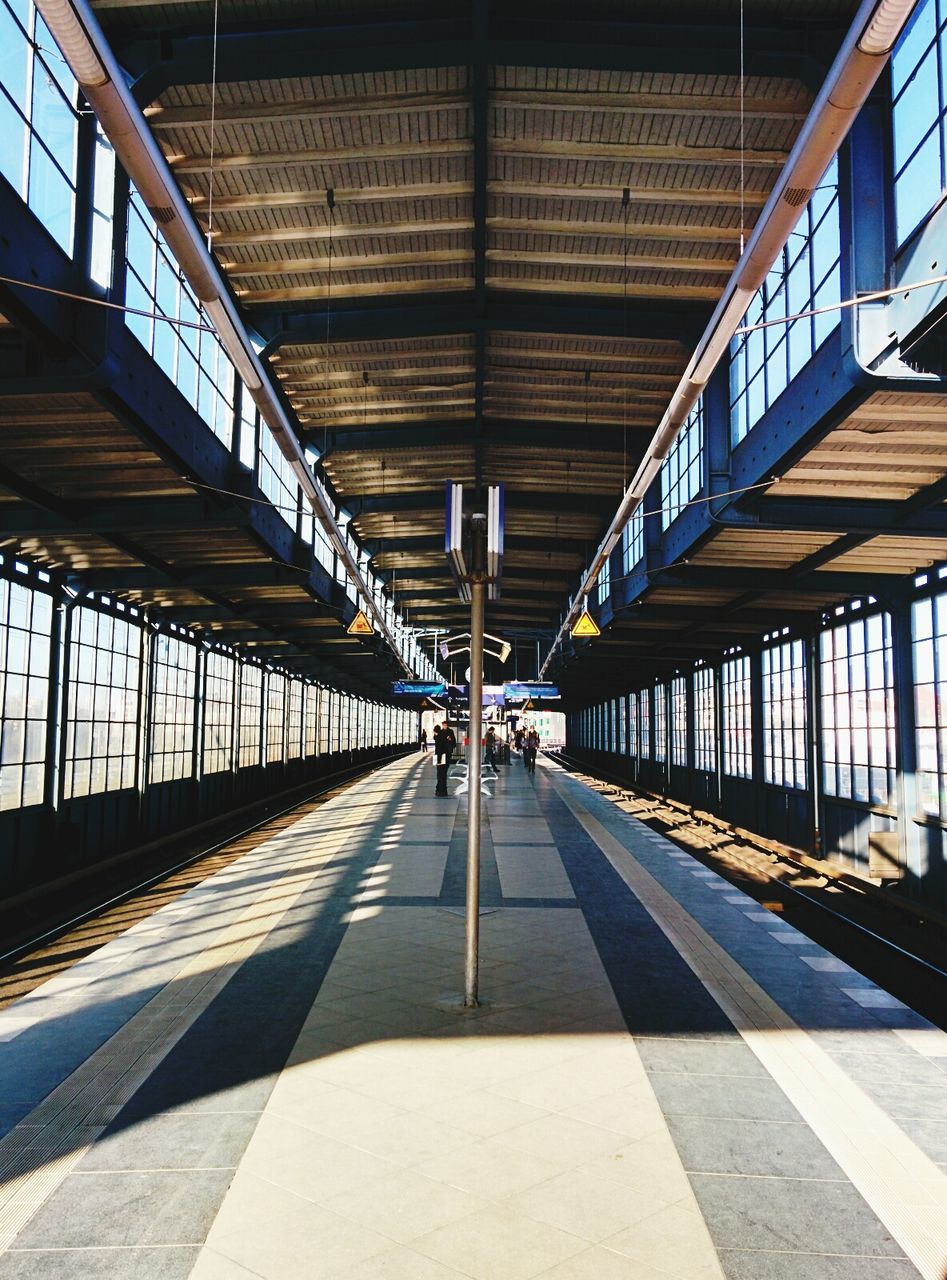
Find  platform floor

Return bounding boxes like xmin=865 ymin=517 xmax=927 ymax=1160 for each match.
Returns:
xmin=1 ymin=754 xmax=947 ymax=1279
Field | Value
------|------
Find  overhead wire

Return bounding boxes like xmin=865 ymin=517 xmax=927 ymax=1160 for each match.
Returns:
xmin=184 ymin=474 xmax=779 ymax=542
xmin=732 ymin=272 xmax=947 ymax=334
xmin=0 ymin=276 xmax=216 ymax=330
xmin=6 ymin=268 xmax=946 ymax=349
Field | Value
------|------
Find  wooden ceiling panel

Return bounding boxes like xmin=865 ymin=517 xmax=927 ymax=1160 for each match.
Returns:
xmin=78 ymin=4 xmax=883 ymax=656
xmin=689 ymin=529 xmax=843 ymax=569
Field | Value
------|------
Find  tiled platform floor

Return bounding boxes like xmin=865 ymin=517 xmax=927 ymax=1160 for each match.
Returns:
xmin=0 ymin=754 xmax=946 ymax=1278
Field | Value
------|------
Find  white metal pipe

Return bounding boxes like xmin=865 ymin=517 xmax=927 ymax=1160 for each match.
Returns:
xmin=540 ymin=0 xmax=918 ymax=675
xmin=464 ymin=574 xmax=485 ymax=1008
xmin=36 ymin=0 xmax=414 ymax=674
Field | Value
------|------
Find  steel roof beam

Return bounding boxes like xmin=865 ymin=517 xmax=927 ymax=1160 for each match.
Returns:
xmin=158 ymin=602 xmax=341 ymax=624
xmin=395 ymin=587 xmax=556 ymax=603
xmin=74 ymin=563 xmax=317 ymax=591
xmin=0 ymin=495 xmax=248 ymax=536
xmin=348 ymin=491 xmax=620 ymax=516
xmin=121 ymin=18 xmax=836 ymax=106
xmin=320 ymin=422 xmax=639 ymax=455
xmin=752 ymin=497 xmax=947 ymax=538
xmin=653 ymin=566 xmax=891 ymax=596
xmin=364 ymin=533 xmax=594 ymax=555
xmin=255 ymin=296 xmax=706 ymax=350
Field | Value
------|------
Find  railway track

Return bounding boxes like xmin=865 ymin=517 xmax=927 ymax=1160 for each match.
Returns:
xmin=548 ymin=751 xmax=947 ymax=1031
xmin=0 ymin=753 xmax=409 ymax=1011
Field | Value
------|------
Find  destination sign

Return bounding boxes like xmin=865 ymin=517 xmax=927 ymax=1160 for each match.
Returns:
xmin=391 ymin=680 xmax=447 ymax=697
xmin=502 ymin=682 xmax=560 ymax=700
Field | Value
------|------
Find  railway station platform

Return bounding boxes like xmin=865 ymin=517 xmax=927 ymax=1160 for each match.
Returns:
xmin=0 ymin=755 xmax=946 ymax=1280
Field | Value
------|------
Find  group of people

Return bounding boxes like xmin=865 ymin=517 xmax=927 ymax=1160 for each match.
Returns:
xmin=419 ymin=720 xmax=540 ymax=795
xmin=514 ymin=724 xmax=540 ymax=774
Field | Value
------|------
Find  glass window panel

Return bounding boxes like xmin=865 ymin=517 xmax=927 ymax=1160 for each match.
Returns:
xmin=0 ymin=3 xmax=78 ymax=251
xmin=653 ymin=684 xmax=667 ymax=763
xmin=147 ymin=631 xmax=195 ymax=784
xmin=63 ymin=600 xmax=140 ymax=801
xmin=894 ymin=0 xmax=937 ymax=96
xmin=661 ymin=398 xmax=703 ymax=531
xmin=670 ymin=676 xmax=688 ymax=766
xmin=202 ymin=649 xmax=235 ymax=775
xmin=894 ymin=49 xmax=939 ymax=170
xmin=893 ymin=0 xmax=947 ymax=243
xmin=912 ymin=587 xmax=947 ymax=820
xmin=693 ymin=665 xmax=717 ymax=773
xmin=731 ymin=158 xmax=840 ymax=443
xmin=238 ymin=663 xmax=263 ymax=768
xmin=0 ymin=90 xmax=26 ymax=194
xmin=762 ymin=639 xmax=808 ymax=789
xmin=125 ymin=182 xmax=236 ymax=447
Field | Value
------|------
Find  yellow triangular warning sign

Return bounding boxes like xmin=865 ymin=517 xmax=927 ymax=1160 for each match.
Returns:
xmin=346 ymin=609 xmax=375 ymax=636
xmin=523 ymin=699 xmax=534 ymax=710
xmin=572 ymin=609 xmax=601 ymax=638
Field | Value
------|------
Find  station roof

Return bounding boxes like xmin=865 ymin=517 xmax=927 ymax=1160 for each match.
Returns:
xmin=4 ymin=0 xmax=947 ymax=699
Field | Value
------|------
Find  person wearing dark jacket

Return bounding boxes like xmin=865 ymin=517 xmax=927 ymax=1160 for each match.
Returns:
xmin=524 ymin=726 xmax=540 ymax=774
xmin=433 ymin=722 xmax=455 ymax=796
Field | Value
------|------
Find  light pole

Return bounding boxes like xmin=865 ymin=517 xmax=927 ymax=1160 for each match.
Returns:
xmin=464 ymin=513 xmax=486 ymax=1007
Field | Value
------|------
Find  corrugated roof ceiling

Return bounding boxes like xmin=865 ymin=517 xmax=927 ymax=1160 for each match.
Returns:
xmin=72 ymin=0 xmax=947 ymax=687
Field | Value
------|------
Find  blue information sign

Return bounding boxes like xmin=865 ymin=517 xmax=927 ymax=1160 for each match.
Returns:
xmin=502 ymin=681 xmax=560 ymax=700
xmin=391 ymin=680 xmax=447 ymax=697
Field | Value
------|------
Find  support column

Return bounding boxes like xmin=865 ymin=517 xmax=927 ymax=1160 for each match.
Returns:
xmin=643 ymin=475 xmax=662 ymax=574
xmin=713 ymin=663 xmax=724 ymax=813
xmin=838 ymin=99 xmax=891 ymax=366
xmin=750 ymin=644 xmax=766 ymax=831
xmin=807 ymin=633 xmax=824 ymax=857
xmin=890 ymin=593 xmax=923 ymax=895
xmin=465 ymin=572 xmax=485 ymax=1008
xmin=44 ymin=589 xmax=66 ymax=813
xmin=73 ymin=107 xmax=98 ymax=287
xmin=704 ymin=362 xmax=732 ymax=515
xmin=136 ymin=621 xmax=154 ymax=831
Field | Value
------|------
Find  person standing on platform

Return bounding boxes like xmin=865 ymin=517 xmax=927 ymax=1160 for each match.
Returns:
xmin=419 ymin=727 xmax=428 ymax=752
xmin=485 ymin=726 xmax=497 ymax=769
xmin=433 ymin=723 xmax=451 ymax=796
xmin=524 ymin=726 xmax=539 ymax=774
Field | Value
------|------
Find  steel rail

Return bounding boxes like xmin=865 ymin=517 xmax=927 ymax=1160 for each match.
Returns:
xmin=0 ymin=752 xmax=410 ymax=973
xmin=547 ymin=750 xmax=947 ymax=988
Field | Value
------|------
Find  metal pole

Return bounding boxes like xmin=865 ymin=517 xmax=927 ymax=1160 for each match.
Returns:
xmin=465 ymin=572 xmax=485 ymax=1007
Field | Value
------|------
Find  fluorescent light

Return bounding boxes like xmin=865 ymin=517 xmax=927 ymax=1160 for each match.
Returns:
xmin=203 ymin=299 xmax=263 ymax=391
xmin=487 ymin=483 xmax=504 ymax=582
xmin=35 ymin=0 xmax=109 ymax=87
xmin=858 ymin=0 xmax=918 ymax=53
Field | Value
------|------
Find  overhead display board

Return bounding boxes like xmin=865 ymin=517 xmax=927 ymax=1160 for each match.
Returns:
xmin=391 ymin=680 xmax=447 ymax=697
xmin=502 ymin=681 xmax=561 ymax=700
